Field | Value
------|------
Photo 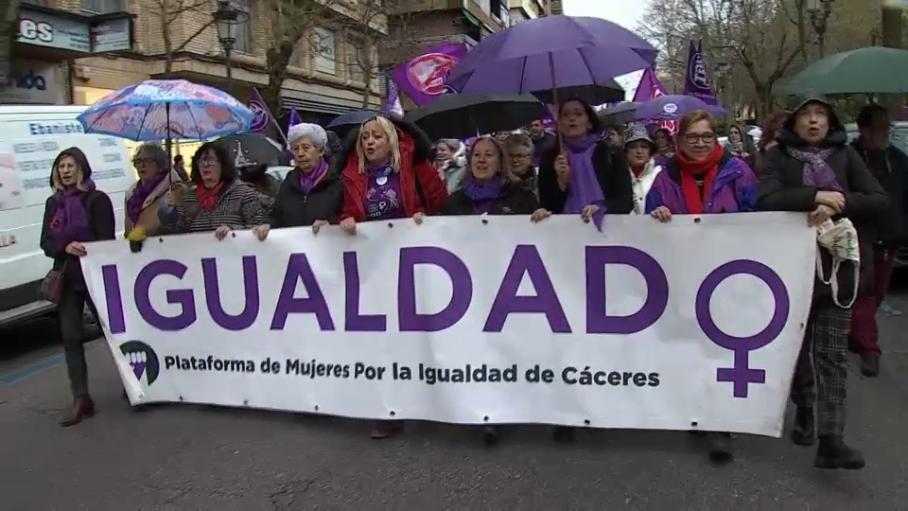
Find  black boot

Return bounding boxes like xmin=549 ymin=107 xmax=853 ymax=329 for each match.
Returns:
xmin=860 ymin=354 xmax=880 ymax=377
xmin=707 ymin=432 xmax=733 ymax=463
xmin=552 ymin=426 xmax=575 ymax=443
xmin=815 ymin=436 xmax=865 ymax=469
xmin=791 ymin=407 xmax=815 ymax=446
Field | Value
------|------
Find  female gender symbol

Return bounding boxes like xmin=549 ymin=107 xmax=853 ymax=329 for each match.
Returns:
xmin=695 ymin=259 xmax=790 ymax=398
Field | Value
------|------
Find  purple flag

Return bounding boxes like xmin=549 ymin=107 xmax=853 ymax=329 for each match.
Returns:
xmin=248 ymin=87 xmax=273 ymax=133
xmin=633 ymin=68 xmax=676 ymax=133
xmin=287 ymin=108 xmax=302 ymax=129
xmin=684 ymin=41 xmax=718 ymax=105
xmin=383 ymin=76 xmax=404 ymax=116
xmin=392 ymin=42 xmax=467 ymax=106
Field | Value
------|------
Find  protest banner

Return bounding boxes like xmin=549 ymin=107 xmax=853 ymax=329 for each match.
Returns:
xmin=81 ymin=214 xmax=815 ymax=436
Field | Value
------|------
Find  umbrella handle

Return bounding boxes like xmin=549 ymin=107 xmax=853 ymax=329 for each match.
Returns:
xmin=548 ymin=53 xmax=564 ymax=156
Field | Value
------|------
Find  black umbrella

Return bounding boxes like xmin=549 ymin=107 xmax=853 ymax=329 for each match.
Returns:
xmin=326 ymin=109 xmax=382 ymax=140
xmin=405 ymin=94 xmax=544 ymax=140
xmin=216 ymin=133 xmax=289 ymax=168
xmin=597 ymin=101 xmax=641 ymax=125
xmin=532 ymin=80 xmax=625 ymax=105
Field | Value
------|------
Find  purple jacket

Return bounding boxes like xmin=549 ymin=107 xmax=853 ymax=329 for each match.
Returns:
xmin=645 ymin=153 xmax=758 ymax=214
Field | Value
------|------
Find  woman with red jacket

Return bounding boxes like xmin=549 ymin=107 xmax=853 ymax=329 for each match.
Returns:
xmin=339 ymin=115 xmax=447 ymax=234
xmin=337 ymin=115 xmax=447 ymax=439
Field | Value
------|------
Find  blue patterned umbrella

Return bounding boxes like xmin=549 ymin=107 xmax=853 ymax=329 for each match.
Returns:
xmin=77 ymin=79 xmax=253 ymax=141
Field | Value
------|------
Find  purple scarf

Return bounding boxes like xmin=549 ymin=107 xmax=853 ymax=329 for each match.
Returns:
xmin=463 ymin=176 xmax=503 ymax=214
xmin=49 ymin=179 xmax=96 ymax=251
xmin=562 ymin=134 xmax=606 ymax=214
xmin=299 ymin=158 xmax=329 ymax=194
xmin=787 ymin=146 xmax=842 ymax=191
xmin=126 ymin=171 xmax=168 ymax=223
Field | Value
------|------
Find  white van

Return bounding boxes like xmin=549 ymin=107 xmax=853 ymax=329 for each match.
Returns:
xmin=0 ymin=105 xmax=135 ymax=327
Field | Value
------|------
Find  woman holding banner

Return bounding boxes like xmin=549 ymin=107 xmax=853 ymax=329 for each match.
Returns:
xmin=40 ymin=148 xmax=115 ymax=427
xmin=759 ymin=96 xmax=886 ymax=470
xmin=538 ymin=98 xmax=634 ymax=227
xmin=253 ymin=123 xmax=343 ymax=240
xmin=338 ymin=115 xmax=447 ymax=235
xmin=645 ymin=109 xmax=758 ymax=463
xmin=337 ymin=114 xmax=447 ymax=439
xmin=443 ymin=135 xmax=549 ymax=445
xmin=159 ymin=142 xmax=266 ymax=238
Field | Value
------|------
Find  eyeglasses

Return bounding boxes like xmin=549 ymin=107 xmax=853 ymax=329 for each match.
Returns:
xmin=132 ymin=157 xmax=155 ymax=166
xmin=683 ymin=133 xmax=717 ymax=144
xmin=510 ymin=153 xmax=532 ymax=159
xmin=200 ymin=157 xmax=220 ymax=166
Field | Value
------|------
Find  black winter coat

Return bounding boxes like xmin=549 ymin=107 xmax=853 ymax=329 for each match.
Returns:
xmin=538 ymin=142 xmax=633 ymax=214
xmin=758 ymin=127 xmax=887 ymax=302
xmin=850 ymin=139 xmax=908 ymax=247
xmin=269 ymin=169 xmax=344 ymax=228
xmin=443 ymin=184 xmax=538 ymax=216
xmin=40 ymin=190 xmax=115 ymax=292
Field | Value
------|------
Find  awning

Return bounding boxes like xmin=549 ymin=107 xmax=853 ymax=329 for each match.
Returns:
xmin=281 ymin=90 xmax=377 ymax=115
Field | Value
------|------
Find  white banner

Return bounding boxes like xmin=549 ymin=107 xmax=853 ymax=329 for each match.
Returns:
xmin=81 ymin=213 xmax=815 ymax=437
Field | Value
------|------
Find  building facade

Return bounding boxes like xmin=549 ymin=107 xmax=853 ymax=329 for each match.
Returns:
xmin=6 ymin=0 xmax=385 ymax=125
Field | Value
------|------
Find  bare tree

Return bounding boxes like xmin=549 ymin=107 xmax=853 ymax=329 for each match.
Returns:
xmin=144 ymin=0 xmax=217 ymax=73
xmin=261 ymin=0 xmax=333 ymax=115
xmin=335 ymin=0 xmax=389 ymax=108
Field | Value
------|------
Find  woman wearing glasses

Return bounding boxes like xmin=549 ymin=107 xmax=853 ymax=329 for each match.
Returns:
xmin=644 ymin=110 xmax=758 ymax=464
xmin=506 ymin=133 xmax=539 ymax=198
xmin=647 ymin=110 xmax=758 ymax=222
xmin=124 ymin=143 xmax=183 ymax=238
xmin=159 ymin=141 xmax=267 ymax=239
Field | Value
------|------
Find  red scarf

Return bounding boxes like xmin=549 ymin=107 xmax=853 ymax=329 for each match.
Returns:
xmin=631 ymin=164 xmax=645 ymax=178
xmin=196 ymin=181 xmax=226 ymax=211
xmin=676 ymin=144 xmax=723 ymax=214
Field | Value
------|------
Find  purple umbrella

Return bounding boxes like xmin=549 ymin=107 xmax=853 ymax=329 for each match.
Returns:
xmin=447 ymin=16 xmax=657 ymax=96
xmin=632 ymin=94 xmax=727 ymax=122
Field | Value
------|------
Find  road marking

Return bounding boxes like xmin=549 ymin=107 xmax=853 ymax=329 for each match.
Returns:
xmin=0 ymin=353 xmax=65 ymax=386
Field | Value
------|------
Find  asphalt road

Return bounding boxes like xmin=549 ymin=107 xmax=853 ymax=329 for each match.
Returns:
xmin=1 ymin=288 xmax=907 ymax=510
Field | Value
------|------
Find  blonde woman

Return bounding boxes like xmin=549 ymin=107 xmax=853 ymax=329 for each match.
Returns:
xmin=338 ymin=115 xmax=447 ymax=236
xmin=39 ymin=147 xmax=115 ymax=427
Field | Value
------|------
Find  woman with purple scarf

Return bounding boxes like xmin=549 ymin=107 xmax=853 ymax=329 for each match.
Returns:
xmin=253 ymin=123 xmax=342 ymax=240
xmin=760 ymin=96 xmax=886 ymax=470
xmin=124 ymin=143 xmax=181 ymax=237
xmin=39 ymin=147 xmax=115 ymax=427
xmin=538 ymin=98 xmax=633 ymax=229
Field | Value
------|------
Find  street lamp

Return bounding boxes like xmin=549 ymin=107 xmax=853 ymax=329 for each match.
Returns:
xmin=213 ymin=0 xmax=248 ymax=92
xmin=807 ymin=0 xmax=835 ymax=58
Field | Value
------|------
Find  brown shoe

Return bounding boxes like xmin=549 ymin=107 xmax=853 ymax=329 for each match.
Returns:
xmin=370 ymin=420 xmax=402 ymax=439
xmin=60 ymin=397 xmax=95 ymax=427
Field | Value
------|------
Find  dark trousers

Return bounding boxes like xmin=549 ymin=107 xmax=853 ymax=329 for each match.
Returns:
xmin=58 ymin=285 xmax=98 ymax=400
xmin=791 ymin=303 xmax=851 ymax=437
xmin=849 ymin=250 xmax=896 ymax=356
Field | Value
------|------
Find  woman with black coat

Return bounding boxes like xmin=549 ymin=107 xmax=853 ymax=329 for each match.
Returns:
xmin=759 ymin=96 xmax=887 ymax=470
xmin=538 ymin=98 xmax=633 ymax=225
xmin=253 ymin=123 xmax=343 ymax=240
xmin=442 ymin=136 xmax=547 ymax=445
xmin=443 ymin=137 xmax=540 ymax=217
xmin=39 ymin=147 xmax=115 ymax=427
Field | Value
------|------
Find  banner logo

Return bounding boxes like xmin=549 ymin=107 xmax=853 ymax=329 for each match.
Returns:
xmin=406 ymin=52 xmax=457 ymax=96
xmin=120 ymin=340 xmax=160 ymax=385
xmin=689 ymin=53 xmax=711 ymax=89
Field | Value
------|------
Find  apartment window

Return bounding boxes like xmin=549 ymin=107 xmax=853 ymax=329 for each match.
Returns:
xmin=349 ymin=37 xmax=366 ymax=83
xmin=232 ymin=0 xmax=252 ymax=53
xmin=314 ymin=28 xmax=337 ymax=75
xmin=82 ymin=0 xmax=125 ymax=14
